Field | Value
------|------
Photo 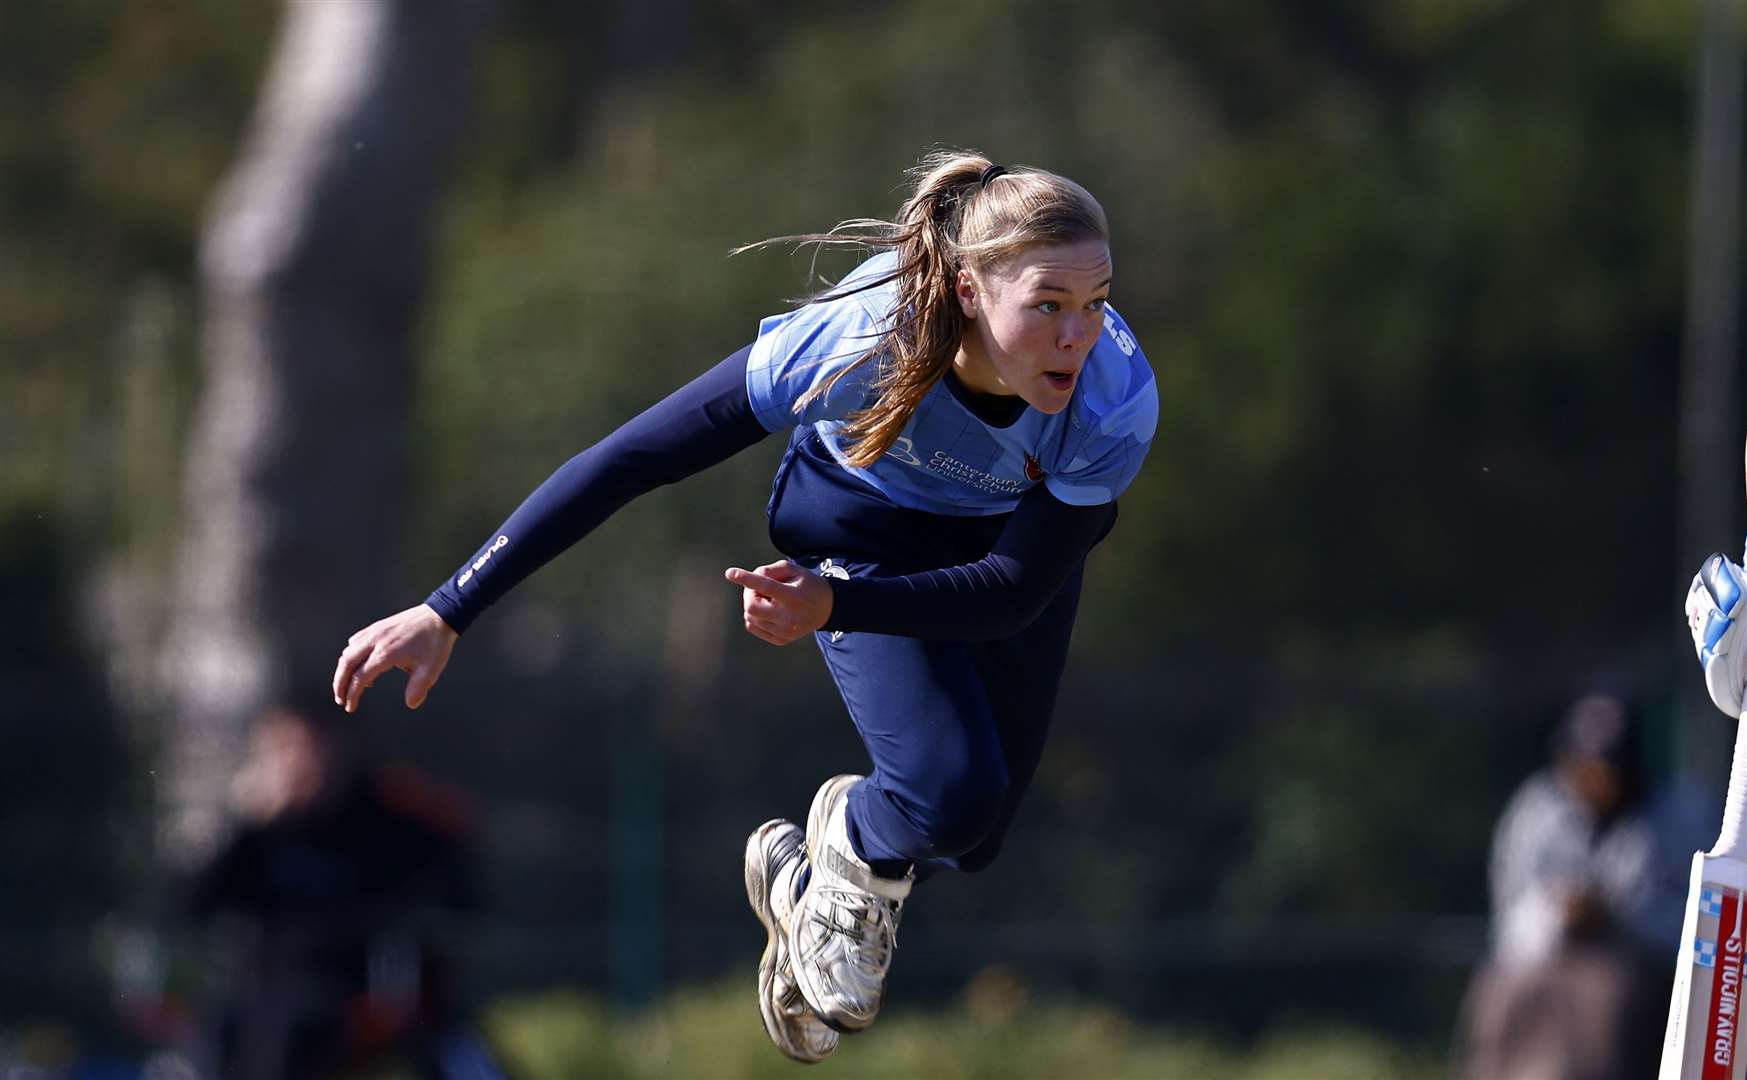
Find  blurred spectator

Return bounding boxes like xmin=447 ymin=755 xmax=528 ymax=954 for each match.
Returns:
xmin=186 ymin=704 xmax=504 ymax=1079
xmin=1453 ymin=687 xmax=1709 ymax=1079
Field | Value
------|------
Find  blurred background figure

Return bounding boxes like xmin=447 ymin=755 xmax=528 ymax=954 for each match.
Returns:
xmin=184 ymin=704 xmax=504 ymax=1080
xmin=1454 ymin=686 xmax=1710 ymax=1080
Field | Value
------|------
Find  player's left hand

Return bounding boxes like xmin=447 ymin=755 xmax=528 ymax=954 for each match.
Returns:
xmin=724 ymin=560 xmax=834 ymax=646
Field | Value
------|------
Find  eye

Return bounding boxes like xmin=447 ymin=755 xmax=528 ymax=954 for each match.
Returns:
xmin=1036 ymin=300 xmax=1061 ymax=314
xmin=1088 ymin=297 xmax=1109 ymax=311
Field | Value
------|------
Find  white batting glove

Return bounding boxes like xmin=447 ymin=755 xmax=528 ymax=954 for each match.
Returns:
xmin=1688 ymin=548 xmax=1747 ymax=717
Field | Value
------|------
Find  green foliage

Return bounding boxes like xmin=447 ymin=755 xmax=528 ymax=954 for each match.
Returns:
xmin=0 ymin=0 xmax=1719 ymax=1046
xmin=416 ymin=0 xmax=1248 ymax=654
xmin=411 ymin=0 xmax=1699 ymax=928
xmin=484 ymin=979 xmax=1444 ymax=1079
xmin=0 ymin=0 xmax=271 ymax=542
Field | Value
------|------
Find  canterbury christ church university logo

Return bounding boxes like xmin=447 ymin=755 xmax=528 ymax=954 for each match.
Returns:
xmin=881 ymin=439 xmax=1047 ymax=493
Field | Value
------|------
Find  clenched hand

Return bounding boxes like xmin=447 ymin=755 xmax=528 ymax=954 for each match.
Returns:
xmin=724 ymin=560 xmax=834 ymax=646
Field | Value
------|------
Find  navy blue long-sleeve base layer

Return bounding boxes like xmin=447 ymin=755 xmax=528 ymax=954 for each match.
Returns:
xmin=425 ymin=346 xmax=1118 ymax=876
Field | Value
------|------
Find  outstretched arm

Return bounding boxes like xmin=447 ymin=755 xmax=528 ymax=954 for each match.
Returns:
xmin=725 ymin=485 xmax=1115 ymax=645
xmin=425 ymin=344 xmax=769 ymax=633
xmin=334 ymin=345 xmax=770 ymax=711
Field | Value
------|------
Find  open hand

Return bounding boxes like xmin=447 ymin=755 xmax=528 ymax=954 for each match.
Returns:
xmin=724 ymin=560 xmax=834 ymax=646
xmin=332 ymin=603 xmax=458 ymax=712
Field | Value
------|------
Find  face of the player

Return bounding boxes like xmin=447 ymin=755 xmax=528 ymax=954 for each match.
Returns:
xmin=952 ymin=238 xmax=1113 ymax=415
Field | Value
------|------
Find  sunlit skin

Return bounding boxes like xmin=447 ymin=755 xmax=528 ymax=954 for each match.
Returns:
xmin=332 ymin=240 xmax=1116 ymax=710
xmin=951 ymin=238 xmax=1113 ymax=414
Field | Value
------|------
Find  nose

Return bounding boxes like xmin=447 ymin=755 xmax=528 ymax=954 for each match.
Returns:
xmin=1058 ymin=313 xmax=1097 ymax=352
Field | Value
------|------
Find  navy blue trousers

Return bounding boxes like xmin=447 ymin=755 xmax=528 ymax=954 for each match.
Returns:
xmin=766 ymin=430 xmax=1091 ymax=876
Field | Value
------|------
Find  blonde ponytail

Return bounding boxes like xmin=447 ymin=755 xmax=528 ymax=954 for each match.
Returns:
xmin=739 ymin=149 xmax=1108 ymax=467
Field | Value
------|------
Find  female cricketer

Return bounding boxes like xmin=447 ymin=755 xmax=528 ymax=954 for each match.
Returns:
xmin=332 ymin=150 xmax=1156 ymax=1063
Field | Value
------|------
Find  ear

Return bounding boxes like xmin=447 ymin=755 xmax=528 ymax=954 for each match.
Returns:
xmin=954 ymin=267 xmax=980 ymax=319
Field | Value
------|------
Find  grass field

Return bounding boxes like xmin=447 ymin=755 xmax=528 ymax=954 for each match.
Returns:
xmin=484 ymin=978 xmax=1447 ymax=1079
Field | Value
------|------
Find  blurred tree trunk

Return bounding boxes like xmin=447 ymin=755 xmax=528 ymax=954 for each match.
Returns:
xmin=158 ymin=0 xmax=493 ymax=868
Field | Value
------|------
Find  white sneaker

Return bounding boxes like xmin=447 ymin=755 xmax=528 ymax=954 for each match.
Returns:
xmin=744 ymin=818 xmax=839 ymax=1063
xmin=791 ymin=774 xmax=913 ymax=1033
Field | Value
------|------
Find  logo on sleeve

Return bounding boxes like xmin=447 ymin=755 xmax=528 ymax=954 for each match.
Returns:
xmin=817 ymin=558 xmax=850 ymax=643
xmin=1023 ymin=452 xmax=1046 ymax=483
xmin=456 ymin=535 xmax=509 ymax=588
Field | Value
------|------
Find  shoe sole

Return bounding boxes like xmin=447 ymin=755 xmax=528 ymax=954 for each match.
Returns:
xmin=799 ymin=773 xmax=877 ymax=1034
xmin=744 ymin=819 xmax=836 ymax=1064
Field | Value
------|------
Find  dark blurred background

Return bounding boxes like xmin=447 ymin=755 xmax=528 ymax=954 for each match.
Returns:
xmin=3 ymin=0 xmax=1743 ymax=1075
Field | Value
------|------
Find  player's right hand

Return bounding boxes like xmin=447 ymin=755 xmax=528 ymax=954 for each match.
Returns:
xmin=1687 ymin=548 xmax=1747 ymax=718
xmin=332 ymin=603 xmax=458 ymax=713
xmin=724 ymin=560 xmax=834 ymax=647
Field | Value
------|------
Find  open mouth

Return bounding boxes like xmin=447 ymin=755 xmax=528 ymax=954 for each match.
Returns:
xmin=1044 ymin=370 xmax=1077 ymax=390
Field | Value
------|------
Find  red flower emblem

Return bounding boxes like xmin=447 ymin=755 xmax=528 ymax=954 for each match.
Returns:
xmin=1023 ymin=452 xmax=1045 ymax=483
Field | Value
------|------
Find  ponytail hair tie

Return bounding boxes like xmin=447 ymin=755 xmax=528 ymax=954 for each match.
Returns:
xmin=978 ymin=164 xmax=1008 ymax=188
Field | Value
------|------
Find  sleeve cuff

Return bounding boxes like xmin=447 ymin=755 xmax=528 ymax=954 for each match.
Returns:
xmin=423 ymin=590 xmax=474 ymax=635
xmin=819 ymin=576 xmax=907 ymax=635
